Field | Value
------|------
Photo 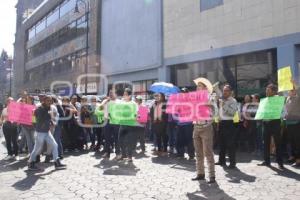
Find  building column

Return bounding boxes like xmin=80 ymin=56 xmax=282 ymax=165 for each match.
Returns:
xmin=158 ymin=65 xmax=170 ymax=82
xmin=277 ymin=44 xmax=298 ymax=83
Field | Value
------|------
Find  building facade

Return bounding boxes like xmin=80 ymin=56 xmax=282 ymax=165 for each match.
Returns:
xmin=163 ymin=0 xmax=300 ymax=97
xmin=14 ymin=0 xmax=300 ymax=98
xmin=100 ymin=0 xmax=163 ymax=96
xmin=14 ymin=0 xmax=101 ymax=97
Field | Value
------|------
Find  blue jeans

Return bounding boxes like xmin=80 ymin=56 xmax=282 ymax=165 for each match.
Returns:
xmin=21 ymin=126 xmax=35 ymax=154
xmin=54 ymin=125 xmax=63 ymax=156
xmin=29 ymin=131 xmax=58 ymax=162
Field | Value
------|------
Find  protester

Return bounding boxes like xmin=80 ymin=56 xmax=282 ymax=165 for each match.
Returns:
xmin=284 ymin=80 xmax=300 ymax=167
xmin=135 ymin=95 xmax=146 ymax=153
xmin=91 ymin=96 xmax=104 ymax=151
xmin=80 ymin=96 xmax=93 ymax=150
xmin=52 ymin=96 xmax=65 ymax=159
xmin=102 ymin=90 xmax=121 ymax=159
xmin=249 ymin=94 xmax=263 ymax=154
xmin=215 ymin=84 xmax=239 ymax=169
xmin=257 ymin=84 xmax=284 ymax=169
xmin=20 ymin=95 xmax=36 ymax=155
xmin=117 ymin=88 xmax=138 ymax=162
xmin=175 ymin=88 xmax=194 ymax=160
xmin=28 ymin=95 xmax=66 ymax=170
xmin=0 ymin=97 xmax=19 ymax=160
xmin=150 ymin=93 xmax=168 ymax=156
xmin=191 ymin=78 xmax=216 ymax=183
xmin=61 ymin=96 xmax=79 ymax=152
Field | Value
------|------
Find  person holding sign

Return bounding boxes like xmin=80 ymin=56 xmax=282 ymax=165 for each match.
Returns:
xmin=215 ymin=85 xmax=239 ymax=169
xmin=192 ymin=78 xmax=216 ymax=183
xmin=116 ymin=88 xmax=138 ymax=162
xmin=284 ymin=80 xmax=300 ymax=167
xmin=150 ymin=93 xmax=168 ymax=156
xmin=257 ymin=84 xmax=284 ymax=169
xmin=102 ymin=90 xmax=121 ymax=159
xmin=0 ymin=97 xmax=19 ymax=160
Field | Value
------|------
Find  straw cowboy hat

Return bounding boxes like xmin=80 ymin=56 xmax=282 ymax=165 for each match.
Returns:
xmin=193 ymin=77 xmax=213 ymax=94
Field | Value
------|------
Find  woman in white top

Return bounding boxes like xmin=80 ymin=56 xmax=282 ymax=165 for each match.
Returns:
xmin=0 ymin=97 xmax=19 ymax=160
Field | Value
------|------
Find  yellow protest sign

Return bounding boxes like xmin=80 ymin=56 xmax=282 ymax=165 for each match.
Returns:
xmin=278 ymin=66 xmax=293 ymax=92
xmin=233 ymin=111 xmax=240 ymax=123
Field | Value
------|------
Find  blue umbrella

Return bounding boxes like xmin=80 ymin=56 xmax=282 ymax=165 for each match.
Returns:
xmin=150 ymin=82 xmax=180 ymax=96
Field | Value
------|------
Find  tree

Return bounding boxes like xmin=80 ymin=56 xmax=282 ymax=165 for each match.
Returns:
xmin=0 ymin=49 xmax=8 ymax=67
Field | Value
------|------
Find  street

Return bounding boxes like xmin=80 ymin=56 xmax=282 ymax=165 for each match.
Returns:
xmin=0 ymin=141 xmax=299 ymax=200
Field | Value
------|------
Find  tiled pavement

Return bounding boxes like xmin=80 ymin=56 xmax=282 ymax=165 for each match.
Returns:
xmin=0 ymin=139 xmax=299 ymax=200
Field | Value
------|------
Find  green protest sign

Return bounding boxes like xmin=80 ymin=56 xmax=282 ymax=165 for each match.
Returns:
xmin=94 ymin=108 xmax=105 ymax=124
xmin=255 ymin=96 xmax=285 ymax=120
xmin=108 ymin=102 xmax=137 ymax=126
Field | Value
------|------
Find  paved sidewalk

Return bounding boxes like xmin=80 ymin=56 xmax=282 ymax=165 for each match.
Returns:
xmin=0 ymin=140 xmax=299 ymax=200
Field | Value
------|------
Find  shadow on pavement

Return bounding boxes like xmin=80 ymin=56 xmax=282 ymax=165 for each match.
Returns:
xmin=270 ymin=165 xmax=300 ymax=181
xmin=187 ymin=182 xmax=236 ymax=200
xmin=11 ymin=169 xmax=56 ymax=191
xmin=151 ymin=156 xmax=196 ymax=172
xmin=94 ymin=158 xmax=140 ymax=176
xmin=0 ymin=159 xmax=28 ymax=173
xmin=223 ymin=167 xmax=256 ymax=183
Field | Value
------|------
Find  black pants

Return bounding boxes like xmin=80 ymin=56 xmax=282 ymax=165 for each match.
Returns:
xmin=176 ymin=124 xmax=195 ymax=157
xmin=104 ymin=123 xmax=120 ymax=155
xmin=286 ymin=122 xmax=300 ymax=160
xmin=3 ymin=122 xmax=19 ymax=156
xmin=135 ymin=126 xmax=145 ymax=151
xmin=152 ymin=122 xmax=168 ymax=152
xmin=263 ymin=120 xmax=283 ymax=165
xmin=119 ymin=126 xmax=137 ymax=158
xmin=218 ymin=121 xmax=238 ymax=166
xmin=93 ymin=127 xmax=103 ymax=147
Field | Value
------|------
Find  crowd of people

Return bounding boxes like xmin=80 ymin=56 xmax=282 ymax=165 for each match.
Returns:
xmin=0 ymin=77 xmax=299 ymax=183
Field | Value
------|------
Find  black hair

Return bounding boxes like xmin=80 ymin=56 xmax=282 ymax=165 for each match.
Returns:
xmin=267 ymin=83 xmax=278 ymax=93
xmin=124 ymin=88 xmax=132 ymax=96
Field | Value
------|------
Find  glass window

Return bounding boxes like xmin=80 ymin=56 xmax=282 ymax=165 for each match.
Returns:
xmin=60 ymin=0 xmax=76 ymax=17
xmin=35 ymin=17 xmax=46 ymax=34
xmin=77 ymin=16 xmax=87 ymax=36
xmin=28 ymin=26 xmax=35 ymax=40
xmin=200 ymin=0 xmax=223 ymax=11
xmin=47 ymin=7 xmax=59 ymax=26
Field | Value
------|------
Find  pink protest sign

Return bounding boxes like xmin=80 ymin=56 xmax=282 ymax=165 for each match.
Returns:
xmin=7 ymin=101 xmax=36 ymax=125
xmin=137 ymin=106 xmax=148 ymax=123
xmin=167 ymin=91 xmax=211 ymax=122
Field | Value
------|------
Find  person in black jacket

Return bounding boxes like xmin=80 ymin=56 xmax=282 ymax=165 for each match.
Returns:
xmin=150 ymin=93 xmax=168 ymax=156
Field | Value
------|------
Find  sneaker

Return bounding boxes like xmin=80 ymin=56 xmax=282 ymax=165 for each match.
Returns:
xmin=192 ymin=174 xmax=205 ymax=181
xmin=257 ymin=162 xmax=270 ymax=167
xmin=54 ymin=159 xmax=66 ymax=170
xmin=28 ymin=162 xmax=39 ymax=171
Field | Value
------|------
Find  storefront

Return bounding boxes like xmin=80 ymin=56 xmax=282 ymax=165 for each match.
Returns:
xmin=170 ymin=50 xmax=277 ymax=99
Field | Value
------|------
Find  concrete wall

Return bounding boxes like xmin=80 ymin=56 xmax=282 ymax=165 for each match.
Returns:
xmin=164 ymin=0 xmax=300 ymax=59
xmin=101 ymin=0 xmax=162 ymax=80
